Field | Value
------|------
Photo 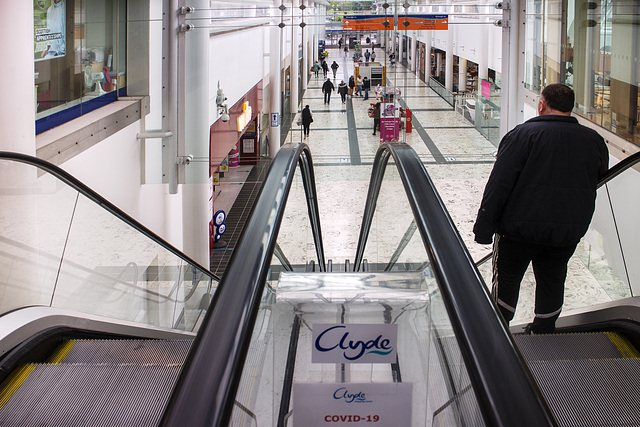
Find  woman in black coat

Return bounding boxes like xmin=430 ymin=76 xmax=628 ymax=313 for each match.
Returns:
xmin=301 ymin=105 xmax=313 ymax=138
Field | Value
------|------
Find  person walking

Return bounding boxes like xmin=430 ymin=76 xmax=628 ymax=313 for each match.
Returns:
xmin=344 ymin=46 xmax=349 ymax=58
xmin=348 ymin=75 xmax=355 ymax=98
xmin=372 ymin=101 xmax=381 ymax=135
xmin=322 ymin=78 xmax=335 ymax=104
xmin=473 ymin=83 xmax=609 ymax=334
xmin=371 ymin=51 xmax=376 ymax=62
xmin=362 ymin=76 xmax=371 ymax=100
xmin=321 ymin=60 xmax=329 ymax=78
xmin=338 ymin=80 xmax=348 ymax=104
xmin=312 ymin=61 xmax=321 ymax=78
xmin=301 ymin=105 xmax=313 ymax=139
xmin=364 ymin=49 xmax=371 ymax=63
xmin=331 ymin=61 xmax=339 ymax=79
xmin=355 ymin=75 xmax=363 ymax=97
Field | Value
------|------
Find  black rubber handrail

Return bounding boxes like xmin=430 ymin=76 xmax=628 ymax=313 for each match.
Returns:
xmin=0 ymin=151 xmax=218 ymax=283
xmin=354 ymin=142 xmax=556 ymax=426
xmin=597 ymin=150 xmax=640 ymax=188
xmin=162 ymin=143 xmax=325 ymax=426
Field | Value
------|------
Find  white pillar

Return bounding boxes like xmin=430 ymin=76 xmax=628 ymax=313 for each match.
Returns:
xmin=445 ymin=0 xmax=454 ymax=92
xmin=290 ymin=0 xmax=300 ymax=116
xmin=2 ymin=2 xmax=36 ymax=154
xmin=302 ymin=0 xmax=309 ymax=92
xmin=459 ymin=57 xmax=468 ymax=93
xmin=478 ymin=3 xmax=490 ymax=83
xmin=181 ymin=0 xmax=210 ymax=266
xmin=501 ymin=0 xmax=524 ymax=137
xmin=269 ymin=0 xmax=283 ymax=157
xmin=411 ymin=33 xmax=418 ymax=72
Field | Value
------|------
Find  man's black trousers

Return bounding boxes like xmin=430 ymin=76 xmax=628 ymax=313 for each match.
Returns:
xmin=491 ymin=235 xmax=577 ymax=333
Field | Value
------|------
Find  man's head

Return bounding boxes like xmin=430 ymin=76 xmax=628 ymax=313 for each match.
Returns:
xmin=538 ymin=84 xmax=574 ymax=116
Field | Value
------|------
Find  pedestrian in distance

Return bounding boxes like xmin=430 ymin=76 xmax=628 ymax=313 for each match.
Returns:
xmin=364 ymin=49 xmax=371 ymax=63
xmin=344 ymin=46 xmax=349 ymax=58
xmin=312 ymin=61 xmax=321 ymax=78
xmin=362 ymin=76 xmax=371 ymax=100
xmin=301 ymin=105 xmax=313 ymax=139
xmin=473 ymin=83 xmax=609 ymax=334
xmin=355 ymin=75 xmax=363 ymax=97
xmin=372 ymin=101 xmax=381 ymax=135
xmin=321 ymin=60 xmax=329 ymax=78
xmin=348 ymin=75 xmax=355 ymax=97
xmin=371 ymin=51 xmax=376 ymax=62
xmin=322 ymin=78 xmax=335 ymax=104
xmin=331 ymin=61 xmax=339 ymax=79
xmin=338 ymin=80 xmax=348 ymax=104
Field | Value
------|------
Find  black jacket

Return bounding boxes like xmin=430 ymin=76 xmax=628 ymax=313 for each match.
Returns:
xmin=338 ymin=83 xmax=348 ymax=95
xmin=363 ymin=79 xmax=370 ymax=90
xmin=301 ymin=107 xmax=312 ymax=125
xmin=473 ymin=115 xmax=608 ymax=246
xmin=322 ymin=80 xmax=334 ymax=93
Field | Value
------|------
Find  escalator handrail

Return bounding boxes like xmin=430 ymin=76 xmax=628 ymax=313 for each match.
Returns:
xmin=354 ymin=143 xmax=556 ymax=427
xmin=597 ymin=150 xmax=640 ymax=188
xmin=0 ymin=151 xmax=219 ymax=282
xmin=162 ymin=143 xmax=325 ymax=426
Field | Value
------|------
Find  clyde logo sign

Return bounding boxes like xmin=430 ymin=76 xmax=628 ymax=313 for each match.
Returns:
xmin=312 ymin=324 xmax=397 ymax=363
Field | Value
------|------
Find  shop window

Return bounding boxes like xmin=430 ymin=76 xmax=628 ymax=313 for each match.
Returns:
xmin=34 ymin=0 xmax=126 ymax=134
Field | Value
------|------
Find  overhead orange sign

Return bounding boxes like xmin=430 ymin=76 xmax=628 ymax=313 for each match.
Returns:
xmin=343 ymin=15 xmax=449 ymax=31
xmin=343 ymin=15 xmax=392 ymax=31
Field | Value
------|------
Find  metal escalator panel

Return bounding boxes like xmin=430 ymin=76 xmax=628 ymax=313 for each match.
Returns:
xmin=528 ymin=358 xmax=640 ymax=426
xmin=513 ymin=332 xmax=630 ymax=361
xmin=0 ymin=364 xmax=182 ymax=426
xmin=56 ymin=339 xmax=193 ymax=365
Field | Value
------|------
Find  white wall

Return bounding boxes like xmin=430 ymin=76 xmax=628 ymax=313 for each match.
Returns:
xmin=209 ymin=27 xmax=267 ymax=125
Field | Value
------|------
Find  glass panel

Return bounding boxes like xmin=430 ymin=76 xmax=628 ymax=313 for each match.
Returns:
xmin=427 ymin=285 xmax=485 ymax=426
xmin=0 ymin=157 xmax=216 ymax=332
xmin=53 ymin=193 xmax=212 ymax=331
xmin=361 ymin=162 xmax=430 ymax=272
xmin=271 ymin=165 xmax=314 ymax=275
xmin=0 ymin=160 xmax=77 ymax=313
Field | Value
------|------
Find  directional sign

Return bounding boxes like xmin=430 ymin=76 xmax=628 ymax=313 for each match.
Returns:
xmin=271 ymin=112 xmax=281 ymax=127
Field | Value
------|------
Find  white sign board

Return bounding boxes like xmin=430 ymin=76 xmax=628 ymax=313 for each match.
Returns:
xmin=271 ymin=112 xmax=280 ymax=127
xmin=312 ymin=324 xmax=397 ymax=363
xmin=293 ymin=383 xmax=412 ymax=426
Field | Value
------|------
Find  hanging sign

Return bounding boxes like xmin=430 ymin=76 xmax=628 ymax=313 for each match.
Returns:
xmin=343 ymin=14 xmax=448 ymax=31
xmin=343 ymin=15 xmax=393 ymax=31
xmin=293 ymin=383 xmax=412 ymax=426
xmin=400 ymin=15 xmax=449 ymax=30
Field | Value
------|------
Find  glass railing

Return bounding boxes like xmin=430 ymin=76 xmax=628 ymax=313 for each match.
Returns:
xmin=0 ymin=152 xmax=217 ymax=332
xmin=428 ymin=77 xmax=455 ymax=108
xmin=357 ymin=152 xmax=429 ymax=272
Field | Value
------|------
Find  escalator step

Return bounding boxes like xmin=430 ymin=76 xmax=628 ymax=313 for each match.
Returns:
xmin=527 ymin=358 xmax=640 ymax=426
xmin=514 ymin=332 xmax=632 ymax=361
xmin=54 ymin=339 xmax=193 ymax=365
xmin=0 ymin=364 xmax=182 ymax=426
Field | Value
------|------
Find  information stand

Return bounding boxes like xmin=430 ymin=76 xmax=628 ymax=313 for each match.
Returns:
xmin=274 ymin=272 xmax=431 ymax=426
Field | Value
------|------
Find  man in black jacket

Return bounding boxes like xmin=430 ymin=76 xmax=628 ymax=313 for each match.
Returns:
xmin=473 ymin=84 xmax=609 ymax=334
xmin=322 ymin=78 xmax=335 ymax=104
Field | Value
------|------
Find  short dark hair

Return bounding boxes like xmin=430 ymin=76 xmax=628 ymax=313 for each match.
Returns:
xmin=541 ymin=84 xmax=575 ymax=113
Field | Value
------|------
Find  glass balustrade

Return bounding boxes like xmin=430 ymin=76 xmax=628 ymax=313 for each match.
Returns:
xmin=0 ymin=157 xmax=216 ymax=332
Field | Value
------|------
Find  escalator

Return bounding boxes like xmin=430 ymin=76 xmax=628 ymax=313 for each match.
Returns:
xmin=0 ymin=146 xmax=639 ymax=426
